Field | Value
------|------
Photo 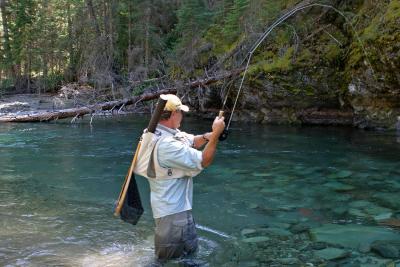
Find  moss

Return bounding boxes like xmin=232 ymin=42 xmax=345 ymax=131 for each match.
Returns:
xmin=324 ymin=44 xmax=342 ymax=63
xmin=274 ymin=28 xmax=291 ymax=47
xmin=361 ymin=16 xmax=380 ymax=41
xmin=296 ymin=49 xmax=313 ymax=64
xmin=249 ymin=46 xmax=295 ymax=75
xmin=384 ymin=0 xmax=400 ymax=23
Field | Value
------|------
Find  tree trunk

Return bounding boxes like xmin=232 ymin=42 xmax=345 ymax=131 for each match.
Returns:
xmin=0 ymin=68 xmax=244 ymax=122
xmin=0 ymin=89 xmax=177 ymax=122
xmin=86 ymin=0 xmax=101 ymax=37
xmin=0 ymin=0 xmax=15 ymax=80
xmin=144 ymin=6 xmax=151 ymax=79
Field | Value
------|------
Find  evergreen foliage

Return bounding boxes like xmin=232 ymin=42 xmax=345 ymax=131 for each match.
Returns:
xmin=0 ymin=0 xmax=398 ymax=97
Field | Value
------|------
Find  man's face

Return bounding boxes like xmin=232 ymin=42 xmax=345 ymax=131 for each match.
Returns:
xmin=171 ymin=110 xmax=183 ymax=129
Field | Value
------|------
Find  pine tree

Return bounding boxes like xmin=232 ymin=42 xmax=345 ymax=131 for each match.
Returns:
xmin=223 ymin=0 xmax=249 ymax=41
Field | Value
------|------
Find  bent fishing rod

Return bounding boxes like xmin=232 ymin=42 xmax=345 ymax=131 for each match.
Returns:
xmin=218 ymin=2 xmax=365 ymax=141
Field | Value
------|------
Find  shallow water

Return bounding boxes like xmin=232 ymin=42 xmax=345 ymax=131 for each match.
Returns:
xmin=1 ymin=116 xmax=400 ymax=266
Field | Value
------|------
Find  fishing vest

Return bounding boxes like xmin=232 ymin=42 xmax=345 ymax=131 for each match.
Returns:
xmin=134 ymin=125 xmax=200 ymax=179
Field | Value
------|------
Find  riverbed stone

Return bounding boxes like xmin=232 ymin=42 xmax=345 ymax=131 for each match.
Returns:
xmin=314 ymin=247 xmax=350 ymax=261
xmin=324 ymin=181 xmax=355 ymax=192
xmin=310 ymin=224 xmax=400 ymax=249
xmin=267 ymin=221 xmax=291 ymax=229
xmin=238 ymin=260 xmax=259 ymax=267
xmin=242 ymin=236 xmax=270 ymax=243
xmin=264 ymin=227 xmax=292 ymax=237
xmin=373 ymin=192 xmax=400 ymax=209
xmin=354 ymin=256 xmax=395 ymax=267
xmin=241 ymin=228 xmax=257 ymax=237
xmin=364 ymin=205 xmax=392 ymax=217
xmin=251 ymin=172 xmax=272 ymax=177
xmin=373 ymin=213 xmax=393 ymax=222
xmin=358 ymin=242 xmax=371 ymax=253
xmin=371 ymin=241 xmax=399 ymax=259
xmin=348 ymin=208 xmax=368 ymax=218
xmin=349 ymin=200 xmax=372 ymax=208
xmin=290 ymin=223 xmax=310 ymax=234
xmin=249 ymin=203 xmax=259 ymax=209
xmin=276 ymin=257 xmax=299 ymax=265
xmin=332 ymin=206 xmax=348 ymax=216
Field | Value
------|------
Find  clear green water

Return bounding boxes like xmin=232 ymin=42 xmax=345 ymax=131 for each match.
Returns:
xmin=1 ymin=116 xmax=400 ymax=266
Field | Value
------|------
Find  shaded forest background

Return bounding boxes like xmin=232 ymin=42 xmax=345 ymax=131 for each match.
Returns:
xmin=0 ymin=0 xmax=399 ymax=127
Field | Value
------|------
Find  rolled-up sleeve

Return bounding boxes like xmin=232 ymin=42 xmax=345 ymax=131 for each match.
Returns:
xmin=158 ymin=137 xmax=203 ymax=172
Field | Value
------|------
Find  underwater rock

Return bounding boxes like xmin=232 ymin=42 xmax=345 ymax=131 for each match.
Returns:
xmin=373 ymin=192 xmax=400 ymax=210
xmin=276 ymin=257 xmax=299 ymax=265
xmin=324 ymin=182 xmax=354 ymax=192
xmin=373 ymin=213 xmax=393 ymax=222
xmin=352 ymin=256 xmax=395 ymax=267
xmin=310 ymin=242 xmax=328 ymax=250
xmin=242 ymin=236 xmax=270 ymax=243
xmin=314 ymin=247 xmax=350 ymax=261
xmin=348 ymin=208 xmax=368 ymax=218
xmin=251 ymin=172 xmax=272 ymax=177
xmin=336 ymin=170 xmax=353 ymax=179
xmin=237 ymin=261 xmax=259 ymax=267
xmin=248 ymin=203 xmax=259 ymax=209
xmin=264 ymin=227 xmax=292 ymax=237
xmin=349 ymin=200 xmax=372 ymax=208
xmin=324 ymin=181 xmax=355 ymax=192
xmin=358 ymin=242 xmax=371 ymax=253
xmin=371 ymin=241 xmax=399 ymax=259
xmin=332 ymin=206 xmax=348 ymax=216
xmin=310 ymin=224 xmax=400 ymax=249
xmin=290 ymin=223 xmax=310 ymax=234
xmin=267 ymin=221 xmax=291 ymax=230
xmin=364 ymin=204 xmax=392 ymax=217
xmin=241 ymin=228 xmax=257 ymax=237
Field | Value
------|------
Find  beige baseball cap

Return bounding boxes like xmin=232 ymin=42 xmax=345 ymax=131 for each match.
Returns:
xmin=160 ymin=94 xmax=189 ymax=112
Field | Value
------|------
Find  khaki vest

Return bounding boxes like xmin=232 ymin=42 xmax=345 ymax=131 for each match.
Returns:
xmin=134 ymin=126 xmax=200 ymax=179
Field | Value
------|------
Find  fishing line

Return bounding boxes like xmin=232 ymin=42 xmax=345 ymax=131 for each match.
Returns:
xmin=220 ymin=2 xmax=372 ymax=135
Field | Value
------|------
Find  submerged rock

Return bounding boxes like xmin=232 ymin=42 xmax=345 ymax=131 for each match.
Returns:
xmin=264 ymin=227 xmax=292 ymax=237
xmin=290 ymin=223 xmax=310 ymax=234
xmin=324 ymin=181 xmax=355 ymax=192
xmin=242 ymin=236 xmax=270 ymax=243
xmin=310 ymin=224 xmax=400 ymax=249
xmin=371 ymin=241 xmax=399 ymax=259
xmin=373 ymin=192 xmax=400 ymax=210
xmin=241 ymin=228 xmax=257 ymax=237
xmin=336 ymin=170 xmax=353 ymax=179
xmin=314 ymin=247 xmax=350 ymax=261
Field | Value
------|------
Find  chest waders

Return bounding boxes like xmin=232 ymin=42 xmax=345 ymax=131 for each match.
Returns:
xmin=114 ymin=97 xmax=167 ymax=225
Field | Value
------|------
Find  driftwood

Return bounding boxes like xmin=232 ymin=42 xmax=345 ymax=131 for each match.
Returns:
xmin=0 ymin=69 xmax=244 ymax=122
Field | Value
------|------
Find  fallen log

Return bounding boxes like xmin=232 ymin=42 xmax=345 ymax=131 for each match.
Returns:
xmin=0 ymin=68 xmax=244 ymax=122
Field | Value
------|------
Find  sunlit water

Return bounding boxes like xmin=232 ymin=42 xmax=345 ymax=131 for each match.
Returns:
xmin=1 ymin=116 xmax=400 ymax=266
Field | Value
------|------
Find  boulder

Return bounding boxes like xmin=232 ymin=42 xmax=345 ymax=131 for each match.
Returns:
xmin=310 ymin=224 xmax=400 ymax=249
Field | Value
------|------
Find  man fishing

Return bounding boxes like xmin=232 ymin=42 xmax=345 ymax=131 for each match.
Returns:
xmin=145 ymin=94 xmax=225 ymax=261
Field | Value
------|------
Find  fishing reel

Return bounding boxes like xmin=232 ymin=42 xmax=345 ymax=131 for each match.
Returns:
xmin=218 ymin=110 xmax=229 ymax=141
xmin=219 ymin=128 xmax=229 ymax=141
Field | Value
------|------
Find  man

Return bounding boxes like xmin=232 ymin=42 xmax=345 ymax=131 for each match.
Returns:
xmin=146 ymin=94 xmax=225 ymax=260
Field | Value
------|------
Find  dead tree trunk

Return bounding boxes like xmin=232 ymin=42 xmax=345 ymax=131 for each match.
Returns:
xmin=0 ymin=68 xmax=244 ymax=122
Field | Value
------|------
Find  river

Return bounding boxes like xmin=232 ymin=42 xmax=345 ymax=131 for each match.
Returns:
xmin=1 ymin=115 xmax=400 ymax=266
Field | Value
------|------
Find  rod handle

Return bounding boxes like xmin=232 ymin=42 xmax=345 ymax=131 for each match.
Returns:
xmin=218 ymin=110 xmax=224 ymax=118
xmin=147 ymin=97 xmax=167 ymax=133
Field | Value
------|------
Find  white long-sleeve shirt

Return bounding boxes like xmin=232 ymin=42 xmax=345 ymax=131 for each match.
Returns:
xmin=146 ymin=124 xmax=203 ymax=218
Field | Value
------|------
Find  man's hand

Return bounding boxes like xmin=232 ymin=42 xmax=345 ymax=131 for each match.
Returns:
xmin=212 ymin=116 xmax=225 ymax=136
xmin=201 ymin=116 xmax=225 ymax=168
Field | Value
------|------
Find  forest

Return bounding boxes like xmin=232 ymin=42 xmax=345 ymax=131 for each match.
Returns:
xmin=0 ymin=0 xmax=399 ymax=128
